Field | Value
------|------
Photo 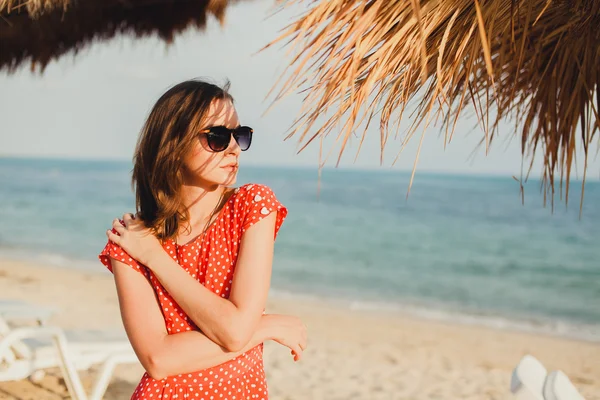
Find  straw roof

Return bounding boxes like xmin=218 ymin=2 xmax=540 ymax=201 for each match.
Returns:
xmin=267 ymin=0 xmax=599 ymax=210
xmin=0 ymin=0 xmax=244 ymax=73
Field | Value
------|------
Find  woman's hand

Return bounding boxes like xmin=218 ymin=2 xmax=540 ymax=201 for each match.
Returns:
xmin=265 ymin=314 xmax=308 ymax=362
xmin=106 ymin=213 xmax=163 ymax=266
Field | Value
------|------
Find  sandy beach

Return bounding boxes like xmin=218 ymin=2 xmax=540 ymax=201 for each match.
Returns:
xmin=0 ymin=259 xmax=598 ymax=400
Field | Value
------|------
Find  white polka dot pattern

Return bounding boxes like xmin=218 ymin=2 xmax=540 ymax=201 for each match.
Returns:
xmin=99 ymin=184 xmax=287 ymax=399
xmin=240 ymin=185 xmax=287 ymax=239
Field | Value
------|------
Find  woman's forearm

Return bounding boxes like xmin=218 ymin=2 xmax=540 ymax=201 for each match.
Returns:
xmin=148 ymin=314 xmax=277 ymax=380
xmin=146 ymin=251 xmax=247 ymax=350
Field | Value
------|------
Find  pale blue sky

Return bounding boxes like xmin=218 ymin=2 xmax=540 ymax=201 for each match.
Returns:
xmin=1 ymin=0 xmax=597 ymax=179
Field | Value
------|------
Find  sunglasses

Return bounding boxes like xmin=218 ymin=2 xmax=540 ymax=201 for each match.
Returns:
xmin=200 ymin=125 xmax=253 ymax=152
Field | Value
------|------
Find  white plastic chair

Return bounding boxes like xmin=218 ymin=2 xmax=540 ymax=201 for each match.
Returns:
xmin=0 ymin=299 xmax=139 ymax=400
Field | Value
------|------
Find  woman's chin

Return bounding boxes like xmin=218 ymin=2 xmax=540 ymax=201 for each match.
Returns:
xmin=219 ymin=171 xmax=238 ymax=186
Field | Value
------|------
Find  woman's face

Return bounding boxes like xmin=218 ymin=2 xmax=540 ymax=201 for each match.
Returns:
xmin=182 ymin=99 xmax=242 ymax=189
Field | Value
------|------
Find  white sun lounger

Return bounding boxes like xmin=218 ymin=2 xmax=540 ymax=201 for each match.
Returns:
xmin=0 ymin=299 xmax=139 ymax=400
xmin=510 ymin=354 xmax=587 ymax=400
xmin=543 ymin=370 xmax=586 ymax=400
xmin=511 ymin=355 xmax=548 ymax=400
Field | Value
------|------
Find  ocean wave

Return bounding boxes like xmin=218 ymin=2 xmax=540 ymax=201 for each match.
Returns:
xmin=2 ymin=250 xmax=598 ymax=343
xmin=0 ymin=247 xmax=103 ymax=274
xmin=270 ymin=288 xmax=600 ymax=343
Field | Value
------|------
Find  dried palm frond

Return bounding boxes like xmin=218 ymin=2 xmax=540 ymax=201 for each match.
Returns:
xmin=0 ymin=0 xmax=247 ymax=73
xmin=265 ymin=0 xmax=600 ymax=211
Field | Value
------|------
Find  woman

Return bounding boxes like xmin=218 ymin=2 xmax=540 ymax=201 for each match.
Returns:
xmin=99 ymin=79 xmax=307 ymax=400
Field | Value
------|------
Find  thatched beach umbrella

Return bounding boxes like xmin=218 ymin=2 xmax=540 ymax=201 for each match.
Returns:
xmin=0 ymin=0 xmax=245 ymax=73
xmin=3 ymin=0 xmax=598 ymax=210
xmin=266 ymin=0 xmax=599 ymax=210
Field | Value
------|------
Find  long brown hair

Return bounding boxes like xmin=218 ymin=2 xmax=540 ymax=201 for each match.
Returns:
xmin=132 ymin=79 xmax=233 ymax=241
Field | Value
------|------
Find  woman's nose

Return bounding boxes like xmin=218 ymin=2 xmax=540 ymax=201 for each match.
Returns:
xmin=226 ymin=135 xmax=241 ymax=155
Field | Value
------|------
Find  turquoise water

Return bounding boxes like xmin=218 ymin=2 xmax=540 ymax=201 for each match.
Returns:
xmin=1 ymin=157 xmax=599 ymax=340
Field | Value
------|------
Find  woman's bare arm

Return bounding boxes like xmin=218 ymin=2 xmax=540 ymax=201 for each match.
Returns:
xmin=112 ymin=258 xmax=279 ymax=380
xmin=141 ymin=213 xmax=278 ymax=352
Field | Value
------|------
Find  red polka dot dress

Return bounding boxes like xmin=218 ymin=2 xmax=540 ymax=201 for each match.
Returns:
xmin=99 ymin=184 xmax=287 ymax=400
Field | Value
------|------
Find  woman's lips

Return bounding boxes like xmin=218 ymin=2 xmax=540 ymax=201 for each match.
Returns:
xmin=221 ymin=164 xmax=238 ymax=171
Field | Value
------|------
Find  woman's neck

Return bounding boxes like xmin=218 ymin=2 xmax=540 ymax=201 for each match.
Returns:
xmin=180 ymin=183 xmax=226 ymax=227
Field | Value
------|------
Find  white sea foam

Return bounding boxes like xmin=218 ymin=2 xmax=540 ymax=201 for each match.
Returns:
xmin=0 ymin=248 xmax=104 ymax=274
xmin=270 ymin=288 xmax=600 ymax=343
xmin=3 ymin=250 xmax=598 ymax=342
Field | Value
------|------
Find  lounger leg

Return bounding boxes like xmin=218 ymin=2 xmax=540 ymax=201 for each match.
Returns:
xmin=89 ymin=354 xmax=135 ymax=400
xmin=51 ymin=332 xmax=88 ymax=400
xmin=89 ymin=357 xmax=118 ymax=400
xmin=0 ymin=326 xmax=89 ymax=400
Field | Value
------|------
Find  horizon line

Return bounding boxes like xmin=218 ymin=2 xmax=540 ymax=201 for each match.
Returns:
xmin=1 ymin=153 xmax=599 ymax=183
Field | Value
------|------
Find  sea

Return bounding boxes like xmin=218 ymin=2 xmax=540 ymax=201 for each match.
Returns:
xmin=1 ymin=157 xmax=599 ymax=342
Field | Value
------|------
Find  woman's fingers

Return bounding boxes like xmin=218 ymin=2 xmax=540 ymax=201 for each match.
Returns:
xmin=299 ymin=324 xmax=307 ymax=350
xmin=106 ymin=230 xmax=121 ymax=244
xmin=112 ymin=218 xmax=125 ymax=234
xmin=291 ymin=344 xmax=303 ymax=361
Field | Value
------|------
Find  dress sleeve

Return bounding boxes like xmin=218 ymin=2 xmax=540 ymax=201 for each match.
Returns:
xmin=241 ymin=184 xmax=287 ymax=239
xmin=98 ymin=220 xmax=144 ymax=274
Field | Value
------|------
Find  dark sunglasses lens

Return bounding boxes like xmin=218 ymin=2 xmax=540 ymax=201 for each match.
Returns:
xmin=234 ymin=127 xmax=252 ymax=151
xmin=206 ymin=127 xmax=230 ymax=152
